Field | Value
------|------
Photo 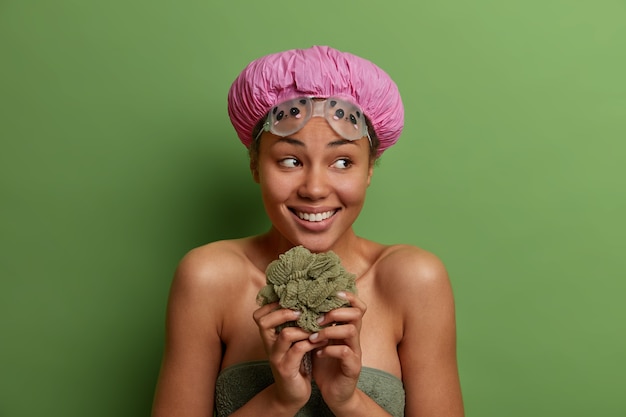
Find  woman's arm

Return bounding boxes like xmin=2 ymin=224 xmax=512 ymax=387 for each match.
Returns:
xmin=394 ymin=247 xmax=465 ymax=417
xmin=151 ymin=246 xmax=226 ymax=417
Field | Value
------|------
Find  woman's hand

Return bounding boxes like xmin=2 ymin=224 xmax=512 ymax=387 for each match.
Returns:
xmin=309 ymin=291 xmax=367 ymax=410
xmin=252 ymin=302 xmax=328 ymax=410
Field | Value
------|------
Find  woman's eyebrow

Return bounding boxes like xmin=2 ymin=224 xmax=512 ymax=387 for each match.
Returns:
xmin=275 ymin=137 xmax=306 ymax=147
xmin=274 ymin=137 xmax=358 ymax=148
xmin=327 ymin=139 xmax=358 ymax=148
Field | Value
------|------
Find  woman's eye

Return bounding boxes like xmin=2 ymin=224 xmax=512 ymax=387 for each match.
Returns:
xmin=279 ymin=158 xmax=301 ymax=168
xmin=332 ymin=158 xmax=353 ymax=169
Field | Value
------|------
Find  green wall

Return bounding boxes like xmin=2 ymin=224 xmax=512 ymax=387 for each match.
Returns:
xmin=1 ymin=1 xmax=624 ymax=416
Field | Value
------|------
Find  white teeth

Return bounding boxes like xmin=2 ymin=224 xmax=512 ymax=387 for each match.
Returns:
xmin=297 ymin=210 xmax=335 ymax=222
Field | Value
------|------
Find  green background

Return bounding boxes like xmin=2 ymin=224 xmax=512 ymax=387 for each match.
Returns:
xmin=1 ymin=1 xmax=625 ymax=416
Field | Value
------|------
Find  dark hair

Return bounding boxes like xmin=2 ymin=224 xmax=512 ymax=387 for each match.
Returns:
xmin=249 ymin=116 xmax=381 ymax=168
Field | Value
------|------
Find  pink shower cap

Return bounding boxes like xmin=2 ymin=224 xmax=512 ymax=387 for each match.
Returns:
xmin=227 ymin=45 xmax=404 ymax=155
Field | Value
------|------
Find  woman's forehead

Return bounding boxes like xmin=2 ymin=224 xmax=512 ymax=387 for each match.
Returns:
xmin=265 ymin=119 xmax=368 ymax=149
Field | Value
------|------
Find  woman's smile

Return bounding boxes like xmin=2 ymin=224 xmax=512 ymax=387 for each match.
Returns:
xmin=292 ymin=208 xmax=338 ymax=223
xmin=289 ymin=207 xmax=340 ymax=234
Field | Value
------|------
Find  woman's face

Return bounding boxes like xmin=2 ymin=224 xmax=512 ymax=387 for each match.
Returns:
xmin=253 ymin=117 xmax=373 ymax=253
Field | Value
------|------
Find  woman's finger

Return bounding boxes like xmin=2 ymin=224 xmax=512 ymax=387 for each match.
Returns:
xmin=254 ymin=305 xmax=301 ymax=331
xmin=316 ymin=292 xmax=366 ymax=328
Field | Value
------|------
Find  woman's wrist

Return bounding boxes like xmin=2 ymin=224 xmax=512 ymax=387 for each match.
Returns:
xmin=327 ymin=389 xmax=392 ymax=417
xmin=326 ymin=390 xmax=365 ymax=417
xmin=263 ymin=384 xmax=308 ymax=417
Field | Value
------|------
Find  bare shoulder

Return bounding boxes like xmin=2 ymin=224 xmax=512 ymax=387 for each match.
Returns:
xmin=177 ymin=239 xmax=249 ymax=275
xmin=161 ymin=238 xmax=263 ymax=356
xmin=173 ymin=238 xmax=255 ymax=292
xmin=370 ymin=243 xmax=456 ymax=324
xmin=375 ymin=244 xmax=451 ymax=293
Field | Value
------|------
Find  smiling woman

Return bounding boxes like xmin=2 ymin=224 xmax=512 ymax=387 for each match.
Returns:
xmin=151 ymin=45 xmax=464 ymax=417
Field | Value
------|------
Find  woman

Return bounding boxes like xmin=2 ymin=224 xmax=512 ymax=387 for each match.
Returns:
xmin=152 ymin=45 xmax=464 ymax=417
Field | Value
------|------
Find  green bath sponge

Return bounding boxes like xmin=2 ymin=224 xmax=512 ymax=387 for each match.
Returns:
xmin=257 ymin=245 xmax=357 ymax=333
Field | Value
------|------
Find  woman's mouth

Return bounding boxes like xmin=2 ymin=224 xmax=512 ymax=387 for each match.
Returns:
xmin=294 ymin=210 xmax=337 ymax=222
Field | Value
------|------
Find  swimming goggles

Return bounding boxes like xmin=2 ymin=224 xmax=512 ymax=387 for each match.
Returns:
xmin=255 ymin=97 xmax=371 ymax=144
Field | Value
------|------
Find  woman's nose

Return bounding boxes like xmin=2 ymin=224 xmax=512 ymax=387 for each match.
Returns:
xmin=297 ymin=167 xmax=330 ymax=200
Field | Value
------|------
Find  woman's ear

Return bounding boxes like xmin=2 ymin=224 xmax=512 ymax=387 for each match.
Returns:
xmin=250 ymin=159 xmax=260 ymax=183
xmin=366 ymin=163 xmax=374 ymax=186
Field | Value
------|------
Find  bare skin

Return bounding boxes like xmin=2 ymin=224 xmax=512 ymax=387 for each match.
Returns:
xmin=152 ymin=118 xmax=464 ymax=417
